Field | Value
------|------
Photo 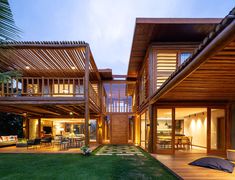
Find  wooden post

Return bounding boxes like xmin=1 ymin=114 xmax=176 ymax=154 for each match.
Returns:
xmin=25 ymin=117 xmax=29 ymax=139
xmin=38 ymin=118 xmax=41 ymax=138
xmin=84 ymin=45 xmax=90 ymax=146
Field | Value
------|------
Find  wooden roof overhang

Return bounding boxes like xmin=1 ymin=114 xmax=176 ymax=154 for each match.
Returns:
xmin=127 ymin=18 xmax=222 ymax=79
xmin=151 ymin=8 xmax=235 ymax=103
xmin=99 ymin=68 xmax=113 ymax=80
xmin=0 ymin=41 xmax=101 ymax=81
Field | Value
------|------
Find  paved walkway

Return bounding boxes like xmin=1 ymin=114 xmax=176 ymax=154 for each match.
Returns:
xmin=96 ymin=145 xmax=144 ymax=156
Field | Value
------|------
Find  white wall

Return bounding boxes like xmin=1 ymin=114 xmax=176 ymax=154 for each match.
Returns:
xmin=211 ymin=109 xmax=225 ymax=149
xmin=184 ymin=113 xmax=207 ymax=148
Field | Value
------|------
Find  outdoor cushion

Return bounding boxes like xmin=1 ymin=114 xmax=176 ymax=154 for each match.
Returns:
xmin=189 ymin=157 xmax=234 ymax=173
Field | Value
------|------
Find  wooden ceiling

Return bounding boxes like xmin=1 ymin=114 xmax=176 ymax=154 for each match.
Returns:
xmin=127 ymin=18 xmax=221 ymax=78
xmin=0 ymin=41 xmax=100 ymax=81
xmin=159 ymin=40 xmax=235 ymax=101
xmin=0 ymin=103 xmax=100 ymax=118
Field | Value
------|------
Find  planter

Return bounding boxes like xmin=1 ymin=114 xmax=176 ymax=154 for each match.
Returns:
xmin=227 ymin=149 xmax=235 ymax=161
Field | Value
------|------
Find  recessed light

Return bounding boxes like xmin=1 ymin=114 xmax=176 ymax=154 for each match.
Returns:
xmin=26 ymin=66 xmax=30 ymax=69
xmin=69 ymin=112 xmax=73 ymax=116
xmin=71 ymin=66 xmax=76 ymax=70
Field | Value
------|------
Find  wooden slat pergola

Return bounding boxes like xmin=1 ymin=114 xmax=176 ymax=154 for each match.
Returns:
xmin=0 ymin=41 xmax=102 ymax=145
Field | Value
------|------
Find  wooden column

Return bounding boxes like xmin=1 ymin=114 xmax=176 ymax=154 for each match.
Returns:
xmin=38 ymin=118 xmax=41 ymax=138
xmin=207 ymin=107 xmax=211 ymax=154
xmin=84 ymin=45 xmax=90 ymax=146
xmin=148 ymin=104 xmax=154 ymax=153
xmin=23 ymin=116 xmax=29 ymax=139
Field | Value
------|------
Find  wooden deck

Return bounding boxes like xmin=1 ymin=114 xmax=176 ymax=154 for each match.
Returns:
xmin=152 ymin=153 xmax=235 ymax=180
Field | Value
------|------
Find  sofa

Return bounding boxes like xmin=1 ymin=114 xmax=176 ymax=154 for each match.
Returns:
xmin=0 ymin=135 xmax=18 ymax=147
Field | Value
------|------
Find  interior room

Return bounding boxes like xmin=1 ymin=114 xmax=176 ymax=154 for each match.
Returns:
xmin=28 ymin=118 xmax=97 ymax=143
xmin=175 ymin=108 xmax=207 ymax=153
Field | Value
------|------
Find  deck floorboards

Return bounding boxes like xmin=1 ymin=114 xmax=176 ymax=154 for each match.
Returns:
xmin=152 ymin=153 xmax=235 ymax=180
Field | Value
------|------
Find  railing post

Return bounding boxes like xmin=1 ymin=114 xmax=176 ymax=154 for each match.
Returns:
xmin=42 ymin=77 xmax=44 ymax=96
xmin=84 ymin=45 xmax=90 ymax=146
xmin=1 ymin=82 xmax=4 ymax=96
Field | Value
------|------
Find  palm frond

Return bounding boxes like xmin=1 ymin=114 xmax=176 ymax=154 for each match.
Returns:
xmin=0 ymin=70 xmax=22 ymax=83
xmin=0 ymin=0 xmax=21 ymax=41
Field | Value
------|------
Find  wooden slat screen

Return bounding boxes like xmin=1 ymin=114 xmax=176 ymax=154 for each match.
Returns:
xmin=155 ymin=52 xmax=177 ymax=90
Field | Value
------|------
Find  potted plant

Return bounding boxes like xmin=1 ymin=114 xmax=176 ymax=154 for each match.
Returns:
xmin=80 ymin=145 xmax=92 ymax=156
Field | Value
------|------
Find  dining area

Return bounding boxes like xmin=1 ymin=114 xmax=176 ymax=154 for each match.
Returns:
xmin=157 ymin=135 xmax=193 ymax=150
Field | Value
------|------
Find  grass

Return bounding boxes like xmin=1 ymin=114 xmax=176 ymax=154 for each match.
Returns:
xmin=0 ymin=148 xmax=177 ymax=180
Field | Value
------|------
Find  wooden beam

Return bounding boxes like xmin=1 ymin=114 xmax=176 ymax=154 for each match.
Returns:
xmin=84 ymin=45 xmax=90 ymax=146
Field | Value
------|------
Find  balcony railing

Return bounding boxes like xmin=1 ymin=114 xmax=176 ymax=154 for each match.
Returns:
xmin=0 ymin=77 xmax=100 ymax=106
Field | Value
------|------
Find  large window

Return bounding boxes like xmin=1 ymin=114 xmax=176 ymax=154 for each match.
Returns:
xmin=89 ymin=119 xmax=97 ymax=142
xmin=104 ymin=82 xmax=134 ymax=113
xmin=156 ymin=109 xmax=173 ymax=151
xmin=153 ymin=50 xmax=192 ymax=91
xmin=179 ymin=52 xmax=192 ymax=64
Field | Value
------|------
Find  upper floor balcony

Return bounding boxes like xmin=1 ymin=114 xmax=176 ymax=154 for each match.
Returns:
xmin=0 ymin=41 xmax=101 ymax=114
xmin=0 ymin=77 xmax=100 ymax=107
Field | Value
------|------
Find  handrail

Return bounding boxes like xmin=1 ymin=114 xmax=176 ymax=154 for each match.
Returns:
xmin=0 ymin=77 xmax=84 ymax=97
xmin=89 ymin=82 xmax=100 ymax=107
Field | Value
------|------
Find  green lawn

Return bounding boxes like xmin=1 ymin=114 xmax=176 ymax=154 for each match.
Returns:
xmin=0 ymin=149 xmax=177 ymax=180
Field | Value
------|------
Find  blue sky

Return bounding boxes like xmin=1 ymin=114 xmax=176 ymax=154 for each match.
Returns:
xmin=9 ymin=0 xmax=235 ymax=75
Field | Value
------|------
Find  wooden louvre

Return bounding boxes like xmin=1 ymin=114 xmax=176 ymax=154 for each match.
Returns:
xmin=154 ymin=52 xmax=177 ymax=90
xmin=127 ymin=18 xmax=221 ymax=79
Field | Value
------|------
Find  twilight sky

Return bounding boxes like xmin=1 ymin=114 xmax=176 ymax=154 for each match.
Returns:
xmin=9 ymin=0 xmax=235 ymax=75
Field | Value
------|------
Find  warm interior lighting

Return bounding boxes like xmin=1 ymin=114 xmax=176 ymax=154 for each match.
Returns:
xmin=62 ymin=89 xmax=69 ymax=93
xmin=71 ymin=66 xmax=76 ymax=70
xmin=69 ymin=112 xmax=73 ymax=116
xmin=25 ymin=66 xmax=30 ymax=69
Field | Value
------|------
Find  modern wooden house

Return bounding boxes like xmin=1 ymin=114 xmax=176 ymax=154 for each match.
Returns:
xmin=0 ymin=8 xmax=235 ymax=157
xmin=128 ymin=8 xmax=235 ymax=155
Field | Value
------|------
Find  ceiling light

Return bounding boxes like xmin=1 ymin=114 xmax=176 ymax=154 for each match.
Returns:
xmin=71 ymin=66 xmax=76 ymax=70
xmin=69 ymin=112 xmax=73 ymax=116
xmin=26 ymin=66 xmax=30 ymax=69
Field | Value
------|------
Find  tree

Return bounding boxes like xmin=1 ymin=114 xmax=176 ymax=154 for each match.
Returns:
xmin=0 ymin=0 xmax=22 ymax=83
xmin=0 ymin=0 xmax=20 ymax=41
xmin=0 ymin=0 xmax=23 ymax=137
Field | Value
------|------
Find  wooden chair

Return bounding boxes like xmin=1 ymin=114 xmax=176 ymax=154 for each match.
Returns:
xmin=181 ymin=136 xmax=190 ymax=149
xmin=188 ymin=136 xmax=193 ymax=149
xmin=175 ymin=137 xmax=179 ymax=149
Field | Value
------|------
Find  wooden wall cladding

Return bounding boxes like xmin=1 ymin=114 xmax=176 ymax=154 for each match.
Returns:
xmin=111 ymin=114 xmax=128 ymax=144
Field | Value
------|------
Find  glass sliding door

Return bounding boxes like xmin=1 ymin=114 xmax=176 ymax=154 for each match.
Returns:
xmin=145 ymin=110 xmax=150 ymax=150
xmin=140 ymin=113 xmax=146 ymax=149
xmin=89 ymin=119 xmax=97 ymax=142
xmin=209 ymin=109 xmax=226 ymax=154
xmin=156 ymin=108 xmax=174 ymax=153
xmin=128 ymin=116 xmax=134 ymax=143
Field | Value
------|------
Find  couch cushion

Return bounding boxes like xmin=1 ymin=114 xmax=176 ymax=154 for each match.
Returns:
xmin=189 ymin=157 xmax=234 ymax=173
xmin=1 ymin=136 xmax=9 ymax=141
